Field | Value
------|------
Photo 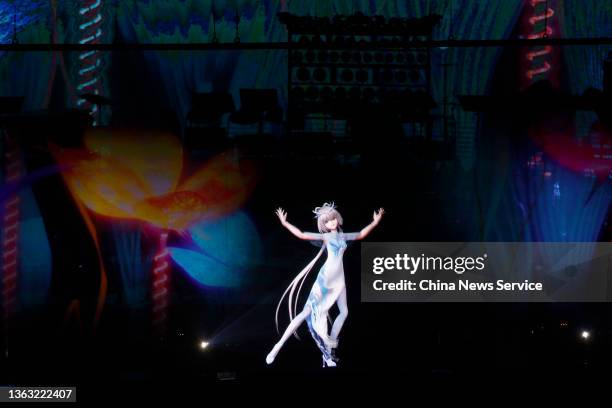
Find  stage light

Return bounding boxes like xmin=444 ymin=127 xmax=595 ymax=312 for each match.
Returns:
xmin=200 ymin=340 xmax=210 ymax=349
xmin=580 ymin=330 xmax=591 ymax=340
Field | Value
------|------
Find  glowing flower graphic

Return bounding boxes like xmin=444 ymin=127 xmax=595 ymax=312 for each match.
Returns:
xmin=51 ymin=127 xmax=257 ymax=332
xmin=51 ymin=127 xmax=256 ymax=229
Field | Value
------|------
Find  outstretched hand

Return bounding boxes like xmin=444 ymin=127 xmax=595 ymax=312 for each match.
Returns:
xmin=276 ymin=207 xmax=288 ymax=226
xmin=373 ymin=208 xmax=385 ymax=225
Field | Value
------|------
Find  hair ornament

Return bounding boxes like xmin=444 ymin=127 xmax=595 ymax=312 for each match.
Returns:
xmin=313 ymin=202 xmax=336 ymax=218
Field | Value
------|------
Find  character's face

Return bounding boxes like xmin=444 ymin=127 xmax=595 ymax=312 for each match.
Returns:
xmin=325 ymin=218 xmax=338 ymax=231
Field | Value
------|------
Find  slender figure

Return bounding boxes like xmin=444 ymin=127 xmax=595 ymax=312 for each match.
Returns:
xmin=266 ymin=202 xmax=384 ymax=367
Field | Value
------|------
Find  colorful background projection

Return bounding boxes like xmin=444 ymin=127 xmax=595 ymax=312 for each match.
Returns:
xmin=0 ymin=1 xmax=611 ymax=338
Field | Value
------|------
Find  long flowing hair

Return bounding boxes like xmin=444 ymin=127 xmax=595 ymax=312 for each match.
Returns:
xmin=274 ymin=203 xmax=341 ymax=338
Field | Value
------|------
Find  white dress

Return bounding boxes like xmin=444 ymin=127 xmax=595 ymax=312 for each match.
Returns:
xmin=303 ymin=231 xmax=358 ymax=359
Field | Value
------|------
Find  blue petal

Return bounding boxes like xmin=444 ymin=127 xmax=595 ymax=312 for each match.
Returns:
xmin=169 ymin=211 xmax=262 ymax=287
xmin=168 ymin=247 xmax=243 ymax=287
xmin=189 ymin=211 xmax=263 ymax=269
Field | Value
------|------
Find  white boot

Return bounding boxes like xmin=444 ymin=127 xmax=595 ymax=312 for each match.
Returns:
xmin=266 ymin=343 xmax=281 ymax=365
xmin=322 ymin=355 xmax=337 ymax=367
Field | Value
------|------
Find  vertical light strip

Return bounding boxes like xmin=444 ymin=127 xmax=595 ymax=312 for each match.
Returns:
xmin=525 ymin=0 xmax=555 ymax=82
xmin=2 ymin=134 xmax=21 ymax=324
xmin=77 ymin=0 xmax=103 ymax=125
xmin=152 ymin=231 xmax=170 ymax=335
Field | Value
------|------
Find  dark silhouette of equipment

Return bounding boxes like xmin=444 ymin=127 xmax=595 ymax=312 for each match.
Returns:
xmin=185 ymin=91 xmax=236 ymax=151
xmin=280 ymin=11 xmax=441 ymax=143
xmin=278 ymin=12 xmax=451 ymax=163
xmin=458 ymin=79 xmax=612 ymax=128
xmin=228 ymin=89 xmax=283 ymax=156
xmin=229 ymin=89 xmax=282 ymax=129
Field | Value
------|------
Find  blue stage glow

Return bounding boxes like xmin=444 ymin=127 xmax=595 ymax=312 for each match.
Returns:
xmin=515 ymin=159 xmax=612 ymax=242
xmin=18 ymin=188 xmax=52 ymax=308
xmin=112 ymin=221 xmax=148 ymax=308
xmin=0 ymin=166 xmax=57 ymax=310
xmin=169 ymin=211 xmax=262 ymax=288
xmin=0 ymin=0 xmax=46 ymax=45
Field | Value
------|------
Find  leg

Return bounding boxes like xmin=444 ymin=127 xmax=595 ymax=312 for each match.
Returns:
xmin=266 ymin=305 xmax=311 ymax=364
xmin=330 ymin=287 xmax=348 ymax=343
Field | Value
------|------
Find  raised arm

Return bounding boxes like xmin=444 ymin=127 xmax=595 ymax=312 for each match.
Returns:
xmin=276 ymin=208 xmax=322 ymax=240
xmin=353 ymin=208 xmax=385 ymax=240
